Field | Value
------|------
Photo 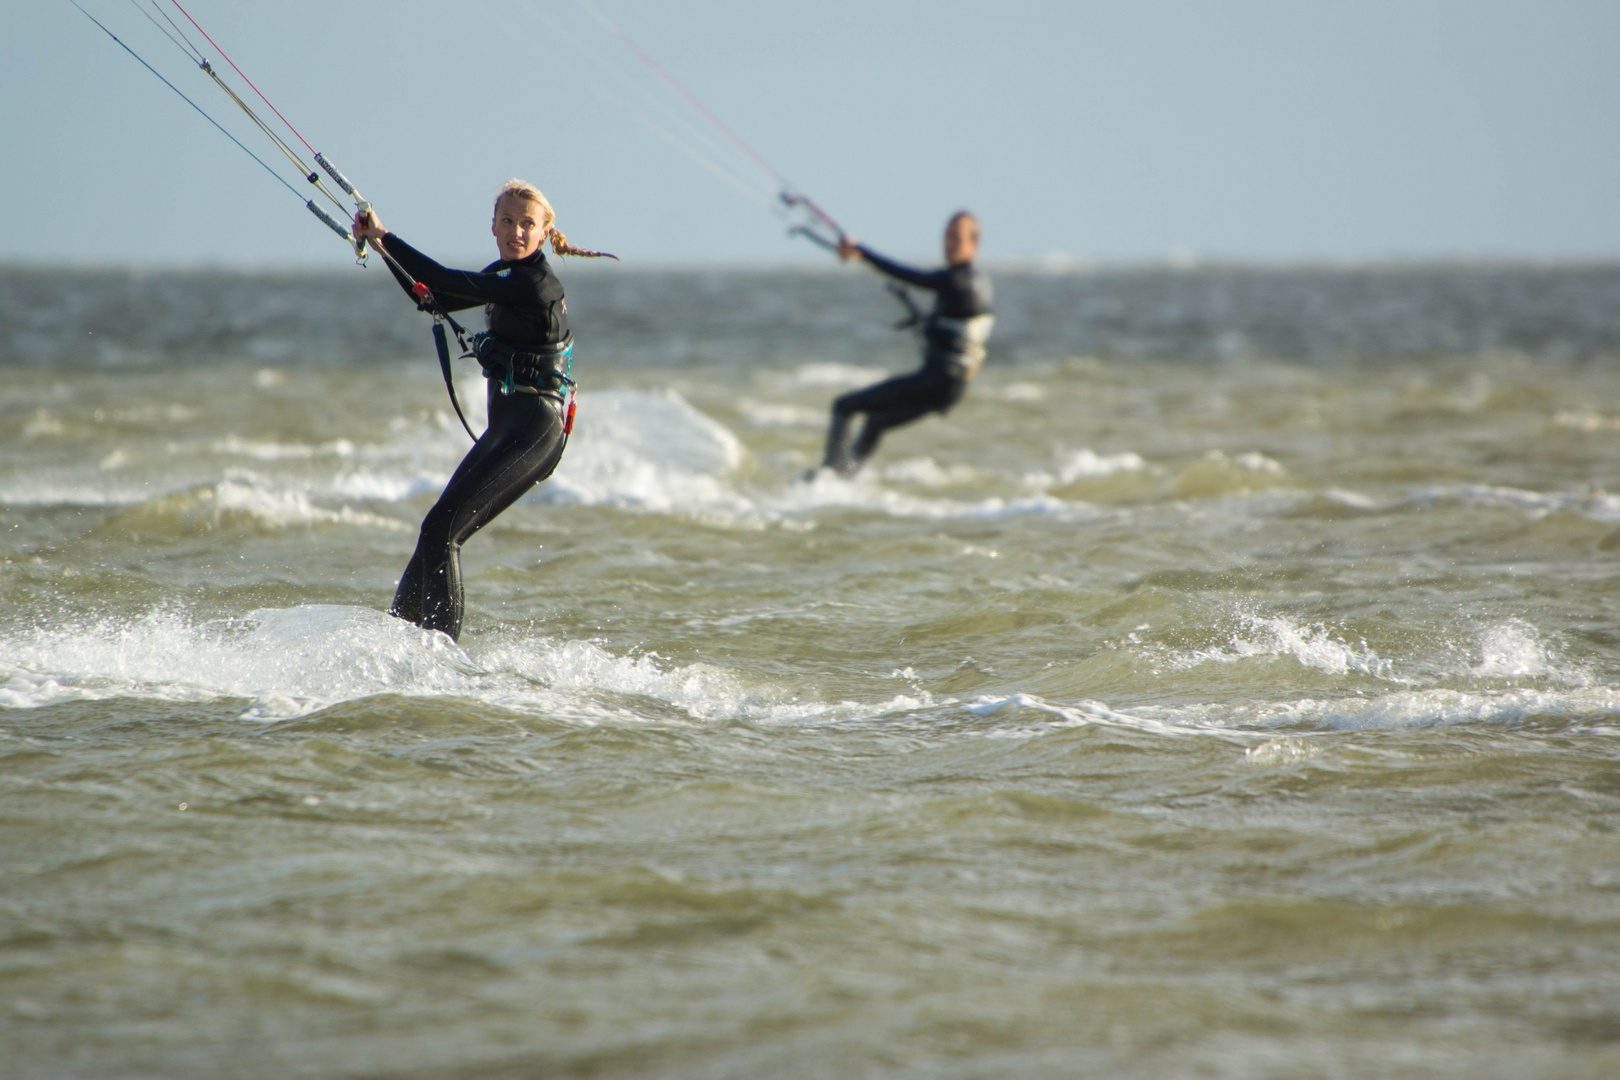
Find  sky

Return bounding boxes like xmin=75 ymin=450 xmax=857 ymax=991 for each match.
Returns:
xmin=6 ymin=0 xmax=1620 ymax=267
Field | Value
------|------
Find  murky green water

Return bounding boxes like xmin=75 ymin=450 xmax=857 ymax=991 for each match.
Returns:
xmin=4 ymin=265 xmax=1620 ymax=1078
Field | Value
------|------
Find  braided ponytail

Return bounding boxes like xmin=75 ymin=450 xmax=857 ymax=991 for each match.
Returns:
xmin=494 ymin=178 xmax=618 ymax=262
xmin=549 ymin=227 xmax=618 ymax=261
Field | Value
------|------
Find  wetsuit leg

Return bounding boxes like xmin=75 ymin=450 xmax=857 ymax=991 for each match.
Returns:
xmin=849 ymin=399 xmax=941 ymax=468
xmin=391 ymin=387 xmax=567 ymax=640
xmin=823 ymin=366 xmax=963 ymax=476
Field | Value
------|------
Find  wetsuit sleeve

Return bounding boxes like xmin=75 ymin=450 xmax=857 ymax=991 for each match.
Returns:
xmin=376 ymin=243 xmax=449 ymax=310
xmin=857 ymin=245 xmax=952 ymax=293
xmin=377 ymin=233 xmax=543 ymax=312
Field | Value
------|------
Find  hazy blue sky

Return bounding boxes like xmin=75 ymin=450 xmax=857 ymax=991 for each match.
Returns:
xmin=7 ymin=0 xmax=1619 ymax=267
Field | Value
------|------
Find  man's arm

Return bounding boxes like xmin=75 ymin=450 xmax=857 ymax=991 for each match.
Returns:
xmin=838 ymin=236 xmax=950 ymax=292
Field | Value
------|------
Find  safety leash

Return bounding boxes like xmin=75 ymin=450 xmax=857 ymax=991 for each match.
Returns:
xmin=410 ymin=285 xmax=478 ymax=442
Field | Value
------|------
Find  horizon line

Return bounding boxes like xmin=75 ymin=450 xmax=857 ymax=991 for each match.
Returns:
xmin=4 ymin=252 xmax=1620 ymax=275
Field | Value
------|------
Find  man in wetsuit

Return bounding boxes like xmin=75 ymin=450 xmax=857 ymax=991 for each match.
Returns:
xmin=817 ymin=211 xmax=994 ymax=477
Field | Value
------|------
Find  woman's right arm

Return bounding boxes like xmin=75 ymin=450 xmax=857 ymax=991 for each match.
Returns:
xmin=354 ymin=209 xmax=515 ymax=312
xmin=372 ymin=233 xmax=488 ymax=313
xmin=352 ymin=210 xmax=438 ymax=307
xmin=379 ymin=233 xmax=552 ymax=312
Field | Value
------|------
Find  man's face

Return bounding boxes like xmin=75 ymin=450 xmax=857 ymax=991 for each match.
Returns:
xmin=944 ymin=216 xmax=979 ymax=265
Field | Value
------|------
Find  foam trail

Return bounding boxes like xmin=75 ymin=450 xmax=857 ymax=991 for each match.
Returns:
xmin=966 ymin=692 xmax=1256 ymax=742
xmin=0 ymin=605 xmax=931 ymax=727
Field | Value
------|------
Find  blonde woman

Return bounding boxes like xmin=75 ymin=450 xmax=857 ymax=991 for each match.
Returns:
xmin=353 ymin=181 xmax=614 ymax=641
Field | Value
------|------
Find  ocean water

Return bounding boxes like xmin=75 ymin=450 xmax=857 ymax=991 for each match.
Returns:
xmin=5 ymin=261 xmax=1620 ymax=1078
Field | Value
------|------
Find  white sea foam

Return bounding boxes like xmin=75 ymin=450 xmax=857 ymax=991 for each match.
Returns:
xmin=1553 ymin=409 xmax=1620 ymax=432
xmin=1244 ymin=736 xmax=1321 ymax=765
xmin=526 ymin=391 xmax=1097 ymax=525
xmin=1406 ymin=483 xmax=1620 ymax=523
xmin=0 ymin=465 xmax=435 ymax=522
xmin=994 ymin=381 xmax=1046 ymax=402
xmin=1262 ymin=483 xmax=1620 ymax=523
xmin=474 ymin=636 xmax=923 ymax=725
xmin=0 ymin=607 xmax=470 ymax=718
xmin=543 ymin=389 xmax=748 ymax=514
xmin=772 ymin=470 xmax=1094 ymax=523
xmin=209 ymin=435 xmax=358 ymax=461
xmin=1472 ymin=618 xmax=1575 ymax=681
xmin=21 ymin=409 xmax=67 ymax=439
xmin=966 ymin=692 xmax=1248 ymax=740
xmin=1174 ymin=614 xmax=1399 ymax=680
xmin=737 ymin=399 xmax=825 ymax=428
xmin=0 ymin=416 xmax=455 ymax=511
xmin=878 ymin=457 xmax=988 ymax=488
xmin=1 ymin=388 xmax=1100 ymax=529
xmin=211 ymin=472 xmax=410 ymax=531
xmin=1023 ymin=448 xmax=1149 ymax=491
xmin=785 ymin=363 xmax=888 ymax=389
xmin=1226 ymin=686 xmax=1620 ymax=731
xmin=5 ymin=605 xmax=1614 ymax=739
xmin=1059 ymin=448 xmax=1147 ymax=480
xmin=1231 ymin=451 xmax=1285 ymax=475
xmin=973 ymin=685 xmax=1620 ymax=740
xmin=325 ymin=467 xmax=444 ymax=502
xmin=1158 ymin=609 xmax=1587 ymax=691
xmin=1322 ymin=487 xmax=1381 ymax=510
xmin=0 ymin=604 xmax=919 ymax=726
xmin=0 ymin=469 xmax=167 ymax=507
xmin=1585 ymin=494 xmax=1620 ymax=524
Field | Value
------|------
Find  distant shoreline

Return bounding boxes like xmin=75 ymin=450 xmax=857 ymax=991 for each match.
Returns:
xmin=4 ymin=255 xmax=1620 ymax=277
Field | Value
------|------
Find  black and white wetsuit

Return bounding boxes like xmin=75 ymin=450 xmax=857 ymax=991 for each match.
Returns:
xmin=823 ymin=246 xmax=995 ymax=476
xmin=377 ymin=233 xmax=573 ymax=641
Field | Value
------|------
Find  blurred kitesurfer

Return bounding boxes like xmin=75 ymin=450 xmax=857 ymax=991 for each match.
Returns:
xmin=353 ymin=180 xmax=614 ymax=641
xmin=817 ymin=212 xmax=994 ymax=477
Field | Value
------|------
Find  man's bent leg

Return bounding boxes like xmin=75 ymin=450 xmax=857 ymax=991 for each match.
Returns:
xmin=822 ymin=371 xmax=941 ymax=477
xmin=850 ymin=401 xmax=937 ymax=469
xmin=822 ymin=397 xmax=859 ymax=476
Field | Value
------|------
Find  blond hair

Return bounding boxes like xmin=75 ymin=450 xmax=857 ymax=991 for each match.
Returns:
xmin=494 ymin=179 xmax=618 ymax=261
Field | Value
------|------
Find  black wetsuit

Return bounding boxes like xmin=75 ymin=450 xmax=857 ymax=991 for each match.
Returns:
xmin=822 ymin=246 xmax=994 ymax=476
xmin=377 ymin=233 xmax=572 ymax=641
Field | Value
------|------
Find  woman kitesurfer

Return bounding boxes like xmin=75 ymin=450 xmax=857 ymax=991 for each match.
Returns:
xmin=817 ymin=212 xmax=995 ymax=477
xmin=352 ymin=180 xmax=615 ymax=641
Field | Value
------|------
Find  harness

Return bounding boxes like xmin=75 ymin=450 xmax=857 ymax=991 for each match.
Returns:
xmin=474 ymin=334 xmax=574 ymax=394
xmin=411 ymin=289 xmax=579 ymax=441
xmin=472 ymin=333 xmax=579 ymax=436
xmin=887 ymin=284 xmax=996 ymax=381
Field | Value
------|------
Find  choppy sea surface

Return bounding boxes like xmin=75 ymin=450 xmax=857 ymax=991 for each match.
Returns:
xmin=5 ymin=260 xmax=1620 ymax=1078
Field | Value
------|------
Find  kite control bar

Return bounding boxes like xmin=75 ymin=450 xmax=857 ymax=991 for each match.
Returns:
xmin=781 ymin=190 xmax=846 ymax=251
xmin=305 ymin=200 xmax=355 ymax=243
xmin=781 ymin=191 xmax=842 ymax=235
xmin=316 ymin=152 xmax=372 ymax=260
xmin=788 ymin=225 xmax=838 ymax=252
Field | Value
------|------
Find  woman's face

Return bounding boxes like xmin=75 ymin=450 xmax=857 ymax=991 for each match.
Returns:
xmin=491 ymin=196 xmax=551 ymax=261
